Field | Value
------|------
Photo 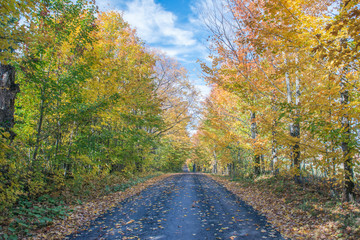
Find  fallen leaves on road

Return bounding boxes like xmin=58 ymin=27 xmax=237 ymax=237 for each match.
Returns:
xmin=29 ymin=173 xmax=175 ymax=239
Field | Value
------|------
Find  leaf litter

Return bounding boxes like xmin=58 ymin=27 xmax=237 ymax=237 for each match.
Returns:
xmin=29 ymin=173 xmax=175 ymax=239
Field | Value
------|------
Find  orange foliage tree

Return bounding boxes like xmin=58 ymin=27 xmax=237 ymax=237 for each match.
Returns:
xmin=197 ymin=0 xmax=359 ymax=201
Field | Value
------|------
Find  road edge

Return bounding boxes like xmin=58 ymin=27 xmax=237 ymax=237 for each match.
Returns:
xmin=30 ymin=173 xmax=176 ymax=239
xmin=207 ymin=174 xmax=289 ymax=239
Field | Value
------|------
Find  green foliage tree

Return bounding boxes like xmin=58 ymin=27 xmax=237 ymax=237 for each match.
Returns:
xmin=0 ymin=1 xmax=196 ymax=215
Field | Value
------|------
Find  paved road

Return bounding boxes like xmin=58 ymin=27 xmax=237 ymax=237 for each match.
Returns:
xmin=67 ymin=174 xmax=283 ymax=240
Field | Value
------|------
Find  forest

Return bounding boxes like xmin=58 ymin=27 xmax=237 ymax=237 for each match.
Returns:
xmin=193 ymin=0 xmax=360 ymax=201
xmin=189 ymin=1 xmax=360 ymax=237
xmin=1 ymin=0 xmax=197 ymax=230
xmin=1 ymin=0 xmax=360 ymax=239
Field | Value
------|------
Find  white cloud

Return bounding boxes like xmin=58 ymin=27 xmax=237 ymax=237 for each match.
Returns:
xmin=121 ymin=0 xmax=196 ymax=47
xmin=96 ymin=0 xmax=212 ymax=95
xmin=156 ymin=47 xmax=185 ymax=59
xmin=96 ymin=0 xmax=210 ymax=60
xmin=195 ymin=84 xmax=211 ymax=102
xmin=157 ymin=44 xmax=207 ymax=63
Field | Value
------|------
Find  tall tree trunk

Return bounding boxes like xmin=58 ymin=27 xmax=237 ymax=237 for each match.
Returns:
xmin=251 ymin=111 xmax=260 ymax=175
xmin=284 ymin=54 xmax=301 ymax=183
xmin=271 ymin=118 xmax=278 ymax=173
xmin=338 ymin=0 xmax=355 ymax=201
xmin=340 ymin=73 xmax=355 ymax=201
xmin=0 ymin=64 xmax=19 ymax=139
xmin=260 ymin=154 xmax=265 ymax=173
xmin=213 ymin=147 xmax=217 ymax=174
xmin=270 ymin=95 xmax=278 ymax=174
xmin=292 ymin=69 xmax=301 ymax=183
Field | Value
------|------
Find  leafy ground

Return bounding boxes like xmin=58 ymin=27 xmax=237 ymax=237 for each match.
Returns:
xmin=66 ymin=173 xmax=283 ymax=239
xmin=2 ymin=172 xmax=359 ymax=239
xmin=210 ymin=174 xmax=360 ymax=240
xmin=0 ymin=173 xmax=172 ymax=239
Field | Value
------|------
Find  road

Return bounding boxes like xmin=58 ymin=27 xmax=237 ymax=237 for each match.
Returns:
xmin=67 ymin=173 xmax=283 ymax=240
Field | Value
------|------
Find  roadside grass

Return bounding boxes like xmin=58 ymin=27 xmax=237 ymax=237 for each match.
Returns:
xmin=0 ymin=172 xmax=163 ymax=240
xmin=212 ymin=174 xmax=360 ymax=240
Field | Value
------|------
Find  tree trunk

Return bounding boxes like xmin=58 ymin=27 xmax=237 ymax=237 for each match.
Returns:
xmin=271 ymin=118 xmax=278 ymax=173
xmin=338 ymin=0 xmax=355 ymax=200
xmin=213 ymin=148 xmax=217 ymax=174
xmin=284 ymin=54 xmax=301 ymax=183
xmin=340 ymin=74 xmax=355 ymax=201
xmin=270 ymin=94 xmax=278 ymax=174
xmin=291 ymin=121 xmax=301 ymax=183
xmin=251 ymin=111 xmax=260 ymax=175
xmin=0 ymin=64 xmax=19 ymax=139
xmin=292 ymin=67 xmax=301 ymax=183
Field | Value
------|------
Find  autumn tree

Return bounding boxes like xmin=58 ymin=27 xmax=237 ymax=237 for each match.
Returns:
xmin=150 ymin=52 xmax=198 ymax=171
xmin=312 ymin=0 xmax=360 ymax=201
xmin=197 ymin=0 xmax=359 ymax=200
xmin=1 ymin=1 xmax=198 ymax=211
xmin=0 ymin=0 xmax=37 ymax=137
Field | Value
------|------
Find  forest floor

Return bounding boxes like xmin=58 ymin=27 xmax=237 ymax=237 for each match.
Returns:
xmin=1 ymin=173 xmax=171 ymax=239
xmin=41 ymin=173 xmax=282 ymax=240
xmin=210 ymin=174 xmax=360 ymax=240
xmin=26 ymin=173 xmax=174 ymax=239
xmin=5 ymin=172 xmax=359 ymax=239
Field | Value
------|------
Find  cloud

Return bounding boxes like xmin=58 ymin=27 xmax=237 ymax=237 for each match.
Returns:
xmin=96 ymin=0 xmax=211 ymax=92
xmin=96 ymin=0 xmax=213 ymax=132
xmin=96 ymin=0 xmax=210 ymax=60
xmin=156 ymin=44 xmax=207 ymax=62
xmin=155 ymin=46 xmax=185 ymax=59
xmin=120 ymin=0 xmax=196 ymax=47
xmin=195 ymin=84 xmax=211 ymax=101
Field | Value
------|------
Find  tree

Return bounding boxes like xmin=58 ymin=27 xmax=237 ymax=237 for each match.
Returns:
xmin=150 ymin=52 xmax=198 ymax=171
xmin=0 ymin=65 xmax=19 ymax=139
xmin=0 ymin=0 xmax=37 ymax=137
xmin=197 ymin=0 xmax=359 ymax=201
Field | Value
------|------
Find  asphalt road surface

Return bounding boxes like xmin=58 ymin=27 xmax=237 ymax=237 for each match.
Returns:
xmin=67 ymin=173 xmax=284 ymax=240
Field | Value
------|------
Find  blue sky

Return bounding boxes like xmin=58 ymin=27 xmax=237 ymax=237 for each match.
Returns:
xmin=96 ymin=0 xmax=212 ymax=100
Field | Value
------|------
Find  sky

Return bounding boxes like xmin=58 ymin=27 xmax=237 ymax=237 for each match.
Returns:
xmin=96 ymin=0 xmax=212 ymax=100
